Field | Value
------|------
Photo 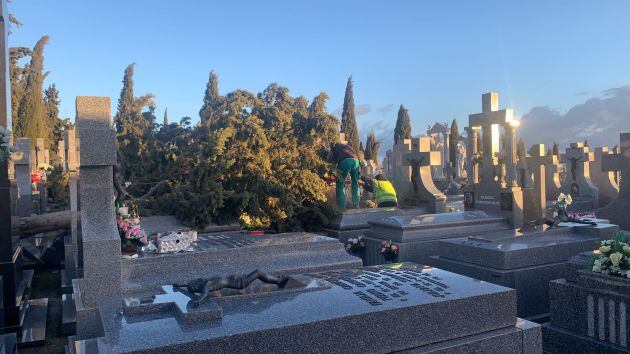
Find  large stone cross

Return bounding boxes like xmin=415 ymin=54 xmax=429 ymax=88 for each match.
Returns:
xmin=601 ymin=133 xmax=629 ymax=192
xmin=590 ymin=146 xmax=620 ymax=207
xmin=597 ymin=133 xmax=630 ymax=229
xmin=468 ymin=93 xmax=516 ymax=184
xmin=402 ymin=137 xmax=446 ymax=212
xmin=560 ymin=142 xmax=598 ymax=207
xmin=525 ymin=144 xmax=547 ymax=218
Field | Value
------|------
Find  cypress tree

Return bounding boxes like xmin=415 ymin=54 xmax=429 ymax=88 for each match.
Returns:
xmin=364 ymin=131 xmax=381 ymax=164
xmin=199 ymin=71 xmax=220 ymax=125
xmin=115 ymin=64 xmax=136 ymax=140
xmin=9 ymin=46 xmax=31 ymax=133
xmin=552 ymin=142 xmax=559 ymax=156
xmin=449 ymin=119 xmax=459 ymax=167
xmin=341 ymin=75 xmax=360 ymax=151
xmin=16 ymin=36 xmax=49 ymax=144
xmin=394 ymin=104 xmax=411 ymax=145
xmin=43 ymin=84 xmax=61 ymax=150
xmin=163 ymin=108 xmax=169 ymax=126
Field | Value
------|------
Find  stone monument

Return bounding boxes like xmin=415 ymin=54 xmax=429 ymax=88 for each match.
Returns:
xmin=597 ymin=133 xmax=630 ymax=230
xmin=0 ymin=0 xmax=47 ymax=347
xmin=430 ymin=222 xmax=618 ymax=319
xmin=72 ymin=96 xmax=121 ymax=339
xmin=72 ymin=263 xmax=541 ymax=353
xmin=463 ymin=92 xmax=524 ymax=228
xmin=402 ymin=137 xmax=447 ymax=213
xmin=13 ymin=138 xmax=32 ymax=217
xmin=589 ymin=146 xmax=619 ymax=208
xmin=560 ymin=142 xmax=599 ymax=211
xmin=544 ymin=252 xmax=630 ymax=352
xmin=525 ymin=143 xmax=548 ymax=220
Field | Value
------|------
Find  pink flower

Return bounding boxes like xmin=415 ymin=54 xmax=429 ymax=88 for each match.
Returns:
xmin=391 ymin=244 xmax=398 ymax=251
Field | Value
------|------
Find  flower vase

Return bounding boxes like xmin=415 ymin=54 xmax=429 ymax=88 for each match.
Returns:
xmin=121 ymin=244 xmax=138 ymax=254
xmin=495 ymin=164 xmax=506 ymax=185
xmin=118 ymin=206 xmax=129 ymax=215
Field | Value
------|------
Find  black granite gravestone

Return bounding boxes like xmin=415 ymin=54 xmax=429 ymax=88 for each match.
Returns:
xmin=0 ymin=0 xmax=47 ymax=346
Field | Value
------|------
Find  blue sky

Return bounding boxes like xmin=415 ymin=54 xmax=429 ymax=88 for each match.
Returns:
xmin=8 ymin=0 xmax=630 ymax=148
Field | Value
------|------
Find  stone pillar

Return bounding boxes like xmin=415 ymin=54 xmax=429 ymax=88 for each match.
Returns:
xmin=73 ymin=96 xmax=120 ymax=339
xmin=526 ymin=144 xmax=547 ymax=219
xmin=14 ymin=138 xmax=32 ymax=216
xmin=504 ymin=122 xmax=518 ymax=188
xmin=465 ymin=127 xmax=479 ymax=185
xmin=65 ymin=129 xmax=79 ymax=212
xmin=443 ymin=131 xmax=450 ymax=178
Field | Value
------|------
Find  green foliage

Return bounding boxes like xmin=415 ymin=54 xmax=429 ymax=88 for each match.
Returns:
xmin=47 ymin=165 xmax=69 ymax=207
xmin=364 ymin=131 xmax=381 ymax=164
xmin=114 ymin=64 xmax=156 ymax=181
xmin=123 ymin=75 xmax=341 ymax=232
xmin=449 ymin=119 xmax=459 ymax=167
xmin=394 ymin=104 xmax=411 ymax=145
xmin=341 ymin=76 xmax=360 ymax=151
xmin=15 ymin=36 xmax=49 ymax=144
xmin=199 ymin=71 xmax=221 ymax=126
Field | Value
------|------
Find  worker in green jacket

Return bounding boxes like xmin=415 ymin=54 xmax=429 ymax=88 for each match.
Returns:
xmin=361 ymin=174 xmax=398 ymax=207
xmin=327 ymin=143 xmax=361 ymax=209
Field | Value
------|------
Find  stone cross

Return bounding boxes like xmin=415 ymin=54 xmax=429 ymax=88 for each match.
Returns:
xmin=74 ymin=96 xmax=121 ymax=339
xmin=589 ymin=147 xmax=619 ymax=207
xmin=525 ymin=144 xmax=547 ymax=219
xmin=560 ymin=142 xmax=598 ymax=208
xmin=468 ymin=93 xmax=516 ymax=184
xmin=544 ymin=154 xmax=561 ymax=201
xmin=402 ymin=137 xmax=446 ymax=213
xmin=597 ymin=133 xmax=630 ymax=229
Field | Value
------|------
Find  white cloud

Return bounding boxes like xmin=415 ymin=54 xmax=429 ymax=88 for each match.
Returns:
xmin=518 ymin=85 xmax=630 ymax=149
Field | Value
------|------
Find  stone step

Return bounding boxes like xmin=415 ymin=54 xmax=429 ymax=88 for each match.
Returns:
xmin=66 ymin=337 xmax=107 ymax=354
xmin=17 ymin=298 xmax=47 ymax=347
xmin=62 ymin=293 xmax=77 ymax=335
xmin=0 ymin=333 xmax=16 ymax=354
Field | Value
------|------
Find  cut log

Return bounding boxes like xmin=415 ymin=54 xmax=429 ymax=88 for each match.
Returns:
xmin=19 ymin=210 xmax=76 ymax=238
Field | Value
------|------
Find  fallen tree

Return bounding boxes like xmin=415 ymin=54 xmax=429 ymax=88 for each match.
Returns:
xmin=19 ymin=210 xmax=75 ymax=238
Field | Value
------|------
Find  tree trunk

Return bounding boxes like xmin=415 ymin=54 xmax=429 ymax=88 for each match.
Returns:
xmin=19 ymin=210 xmax=75 ymax=238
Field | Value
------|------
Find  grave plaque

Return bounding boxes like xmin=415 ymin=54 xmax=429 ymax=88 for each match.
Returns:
xmin=91 ymin=263 xmax=541 ymax=353
xmin=430 ymin=222 xmax=618 ymax=318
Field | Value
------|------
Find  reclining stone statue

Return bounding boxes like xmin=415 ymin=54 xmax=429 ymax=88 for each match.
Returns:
xmin=173 ymin=269 xmax=291 ymax=307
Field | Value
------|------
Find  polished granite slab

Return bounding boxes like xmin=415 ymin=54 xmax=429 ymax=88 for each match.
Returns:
xmin=436 ymin=226 xmax=602 ymax=269
xmin=99 ymin=263 xmax=539 ymax=353
xmin=121 ymin=232 xmax=362 ymax=293
xmin=325 ymin=207 xmax=429 ymax=241
xmin=366 ymin=211 xmax=510 ymax=242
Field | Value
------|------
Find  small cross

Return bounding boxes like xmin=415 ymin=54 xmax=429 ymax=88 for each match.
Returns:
xmin=403 ymin=138 xmax=441 ymax=168
xmin=562 ymin=143 xmax=594 ymax=182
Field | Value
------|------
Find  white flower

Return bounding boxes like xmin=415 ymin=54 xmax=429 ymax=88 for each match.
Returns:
xmin=593 ymin=264 xmax=602 ymax=272
xmin=610 ymin=252 xmax=624 ymax=267
xmin=600 ymin=246 xmax=611 ymax=253
xmin=565 ymin=194 xmax=573 ymax=205
xmin=623 ymin=245 xmax=630 ymax=254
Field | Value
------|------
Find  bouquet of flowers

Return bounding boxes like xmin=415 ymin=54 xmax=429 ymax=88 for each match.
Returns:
xmin=345 ymin=236 xmax=365 ymax=254
xmin=591 ymin=232 xmax=630 ymax=278
xmin=0 ymin=126 xmax=18 ymax=161
xmin=554 ymin=193 xmax=573 ymax=218
xmin=117 ymin=204 xmax=148 ymax=251
xmin=380 ymin=240 xmax=399 ymax=262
